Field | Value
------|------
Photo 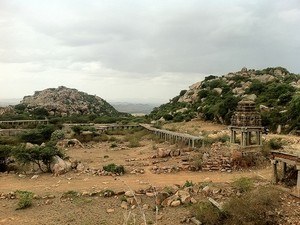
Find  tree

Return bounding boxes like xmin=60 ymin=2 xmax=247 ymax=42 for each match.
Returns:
xmin=20 ymin=125 xmax=55 ymax=144
xmin=13 ymin=145 xmax=64 ymax=172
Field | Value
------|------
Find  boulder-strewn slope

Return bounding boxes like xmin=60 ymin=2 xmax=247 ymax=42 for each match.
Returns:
xmin=150 ymin=67 xmax=300 ymax=132
xmin=17 ymin=86 xmax=120 ymax=117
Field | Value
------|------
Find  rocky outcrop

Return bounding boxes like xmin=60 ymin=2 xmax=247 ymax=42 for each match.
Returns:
xmin=19 ymin=86 xmax=119 ymax=116
xmin=151 ymin=67 xmax=299 ymax=128
xmin=0 ymin=106 xmax=15 ymax=116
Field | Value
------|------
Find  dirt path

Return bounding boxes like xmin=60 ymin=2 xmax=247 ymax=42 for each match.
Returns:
xmin=1 ymin=168 xmax=272 ymax=195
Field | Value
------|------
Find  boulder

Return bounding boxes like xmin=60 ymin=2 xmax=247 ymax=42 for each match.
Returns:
xmin=171 ymin=200 xmax=181 ymax=207
xmin=161 ymin=194 xmax=179 ymax=207
xmin=125 ymin=191 xmax=134 ymax=197
xmin=255 ymin=74 xmax=275 ymax=83
xmin=156 ymin=192 xmax=169 ymax=205
xmin=51 ymin=155 xmax=71 ymax=176
xmin=120 ymin=201 xmax=129 ymax=209
xmin=170 ymin=149 xmax=181 ymax=157
xmin=259 ymin=104 xmax=269 ymax=111
xmin=157 ymin=148 xmax=171 ymax=158
xmin=56 ymin=139 xmax=84 ymax=148
xmin=243 ymin=94 xmax=257 ymax=101
xmin=76 ymin=163 xmax=85 ymax=172
xmin=213 ymin=88 xmax=222 ymax=95
xmin=176 ymin=190 xmax=191 ymax=204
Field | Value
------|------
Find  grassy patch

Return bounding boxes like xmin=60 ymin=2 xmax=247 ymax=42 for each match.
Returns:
xmin=191 ymin=201 xmax=222 ymax=225
xmin=232 ymin=177 xmax=254 ymax=193
xmin=223 ymin=186 xmax=281 ymax=225
xmin=103 ymin=163 xmax=125 ymax=174
xmin=16 ymin=190 xmax=34 ymax=210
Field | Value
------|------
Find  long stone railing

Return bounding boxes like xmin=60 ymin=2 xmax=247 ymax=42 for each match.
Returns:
xmin=140 ymin=124 xmax=203 ymax=148
xmin=63 ymin=123 xmax=141 ymax=133
xmin=0 ymin=119 xmax=49 ymax=127
xmin=65 ymin=123 xmax=203 ymax=148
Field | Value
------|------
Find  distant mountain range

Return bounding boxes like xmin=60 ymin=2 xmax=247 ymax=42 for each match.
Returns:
xmin=0 ymin=98 xmax=21 ymax=106
xmin=111 ymin=102 xmax=158 ymax=115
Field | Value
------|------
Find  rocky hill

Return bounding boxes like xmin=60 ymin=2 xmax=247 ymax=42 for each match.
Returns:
xmin=11 ymin=86 xmax=120 ymax=117
xmin=150 ymin=67 xmax=300 ymax=132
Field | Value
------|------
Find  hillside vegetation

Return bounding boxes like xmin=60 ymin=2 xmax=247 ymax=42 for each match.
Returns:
xmin=0 ymin=86 xmax=132 ymax=124
xmin=149 ymin=67 xmax=300 ymax=133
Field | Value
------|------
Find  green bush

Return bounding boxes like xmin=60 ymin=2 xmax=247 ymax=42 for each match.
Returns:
xmin=269 ymin=138 xmax=284 ymax=150
xmin=0 ymin=136 xmax=21 ymax=145
xmin=110 ymin=143 xmax=118 ymax=148
xmin=127 ymin=138 xmax=141 ymax=148
xmin=0 ymin=145 xmax=13 ymax=158
xmin=51 ymin=130 xmax=65 ymax=141
xmin=163 ymin=114 xmax=174 ymax=121
xmin=223 ymin=186 xmax=281 ymax=225
xmin=183 ymin=180 xmax=194 ymax=187
xmin=19 ymin=125 xmax=55 ymax=144
xmin=61 ymin=190 xmax=80 ymax=199
xmin=191 ymin=201 xmax=222 ymax=225
xmin=16 ymin=190 xmax=34 ymax=210
xmin=0 ymin=145 xmax=14 ymax=172
xmin=179 ymin=90 xmax=187 ymax=96
xmin=103 ymin=163 xmax=125 ymax=174
xmin=13 ymin=145 xmax=64 ymax=172
xmin=232 ymin=177 xmax=254 ymax=193
xmin=99 ymin=134 xmax=109 ymax=142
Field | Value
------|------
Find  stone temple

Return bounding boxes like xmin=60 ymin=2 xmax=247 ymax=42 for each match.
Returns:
xmin=229 ymin=100 xmax=263 ymax=147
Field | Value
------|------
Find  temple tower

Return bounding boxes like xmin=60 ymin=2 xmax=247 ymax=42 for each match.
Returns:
xmin=229 ymin=100 xmax=263 ymax=147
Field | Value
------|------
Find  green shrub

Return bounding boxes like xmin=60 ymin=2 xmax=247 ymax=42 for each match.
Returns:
xmin=223 ymin=186 xmax=280 ymax=225
xmin=110 ymin=143 xmax=118 ymax=148
xmin=163 ymin=114 xmax=174 ymax=121
xmin=51 ymin=130 xmax=65 ymax=141
xmin=179 ymin=90 xmax=187 ymax=96
xmin=269 ymin=138 xmax=284 ymax=150
xmin=19 ymin=125 xmax=55 ymax=144
xmin=183 ymin=180 xmax=194 ymax=187
xmin=99 ymin=134 xmax=109 ymax=142
xmin=0 ymin=136 xmax=21 ymax=145
xmin=103 ymin=163 xmax=125 ymax=174
xmin=108 ymin=136 xmax=118 ymax=142
xmin=191 ymin=201 xmax=222 ymax=225
xmin=61 ymin=190 xmax=80 ymax=199
xmin=127 ymin=138 xmax=141 ymax=148
xmin=261 ymin=141 xmax=271 ymax=157
xmin=13 ymin=145 xmax=64 ymax=172
xmin=232 ymin=177 xmax=254 ymax=193
xmin=16 ymin=190 xmax=34 ymax=210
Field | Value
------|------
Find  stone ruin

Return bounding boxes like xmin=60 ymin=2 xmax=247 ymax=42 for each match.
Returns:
xmin=229 ymin=100 xmax=263 ymax=147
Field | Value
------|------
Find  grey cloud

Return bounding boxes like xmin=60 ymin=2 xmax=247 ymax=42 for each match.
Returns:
xmin=0 ymin=0 xmax=300 ymax=101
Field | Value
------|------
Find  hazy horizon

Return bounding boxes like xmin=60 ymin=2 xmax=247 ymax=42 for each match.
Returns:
xmin=1 ymin=0 xmax=300 ymax=103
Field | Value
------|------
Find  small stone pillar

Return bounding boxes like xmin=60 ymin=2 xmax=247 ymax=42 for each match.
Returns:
xmin=282 ymin=162 xmax=287 ymax=179
xmin=297 ymin=166 xmax=300 ymax=193
xmin=271 ymin=160 xmax=278 ymax=184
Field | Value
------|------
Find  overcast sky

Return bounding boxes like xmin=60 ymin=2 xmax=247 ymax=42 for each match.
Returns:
xmin=0 ymin=0 xmax=300 ymax=103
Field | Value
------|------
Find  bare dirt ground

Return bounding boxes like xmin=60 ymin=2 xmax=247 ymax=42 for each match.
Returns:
xmin=0 ymin=121 xmax=299 ymax=225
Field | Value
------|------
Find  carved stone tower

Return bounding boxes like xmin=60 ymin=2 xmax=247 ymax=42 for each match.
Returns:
xmin=229 ymin=100 xmax=263 ymax=147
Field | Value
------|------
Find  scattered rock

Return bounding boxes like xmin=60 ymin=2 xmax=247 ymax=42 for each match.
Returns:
xmin=125 ymin=191 xmax=134 ymax=197
xmin=171 ymin=200 xmax=181 ymax=207
xmin=157 ymin=148 xmax=171 ymax=158
xmin=31 ymin=175 xmax=39 ymax=179
xmin=120 ymin=201 xmax=129 ymax=210
xmin=106 ymin=208 xmax=115 ymax=213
